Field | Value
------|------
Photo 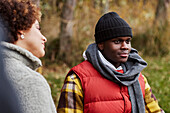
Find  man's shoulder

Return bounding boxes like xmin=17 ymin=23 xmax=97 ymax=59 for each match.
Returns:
xmin=72 ymin=60 xmax=93 ymax=71
xmin=74 ymin=60 xmax=92 ymax=68
xmin=70 ymin=60 xmax=100 ymax=78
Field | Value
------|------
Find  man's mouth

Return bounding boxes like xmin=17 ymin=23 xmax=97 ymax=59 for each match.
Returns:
xmin=119 ymin=52 xmax=129 ymax=58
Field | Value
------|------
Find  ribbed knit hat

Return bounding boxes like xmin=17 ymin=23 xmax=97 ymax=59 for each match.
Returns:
xmin=94 ymin=12 xmax=132 ymax=43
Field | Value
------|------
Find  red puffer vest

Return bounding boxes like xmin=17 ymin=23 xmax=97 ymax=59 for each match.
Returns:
xmin=71 ymin=60 xmax=145 ymax=113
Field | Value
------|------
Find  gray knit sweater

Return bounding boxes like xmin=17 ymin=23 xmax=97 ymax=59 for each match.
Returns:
xmin=1 ymin=42 xmax=57 ymax=113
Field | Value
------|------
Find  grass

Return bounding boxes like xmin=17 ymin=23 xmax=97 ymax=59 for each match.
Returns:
xmin=142 ymin=56 xmax=170 ymax=113
xmin=42 ymin=63 xmax=69 ymax=106
xmin=43 ymin=55 xmax=170 ymax=112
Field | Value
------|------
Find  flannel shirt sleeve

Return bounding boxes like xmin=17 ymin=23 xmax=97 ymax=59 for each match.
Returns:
xmin=143 ymin=75 xmax=165 ymax=113
xmin=57 ymin=72 xmax=83 ymax=113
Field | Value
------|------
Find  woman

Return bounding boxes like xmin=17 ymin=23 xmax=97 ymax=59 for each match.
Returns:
xmin=0 ymin=0 xmax=56 ymax=113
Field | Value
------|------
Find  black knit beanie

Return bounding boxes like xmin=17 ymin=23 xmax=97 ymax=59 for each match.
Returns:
xmin=94 ymin=12 xmax=132 ymax=43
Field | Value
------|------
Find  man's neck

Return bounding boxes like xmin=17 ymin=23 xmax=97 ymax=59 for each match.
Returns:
xmin=98 ymin=50 xmax=122 ymax=70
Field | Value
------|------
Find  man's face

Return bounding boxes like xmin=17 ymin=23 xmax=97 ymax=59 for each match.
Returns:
xmin=98 ymin=37 xmax=132 ymax=68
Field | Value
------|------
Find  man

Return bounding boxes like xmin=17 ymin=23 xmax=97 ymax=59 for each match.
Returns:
xmin=57 ymin=12 xmax=164 ymax=113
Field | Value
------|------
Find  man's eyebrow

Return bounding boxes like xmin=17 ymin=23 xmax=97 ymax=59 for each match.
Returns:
xmin=116 ymin=38 xmax=131 ymax=42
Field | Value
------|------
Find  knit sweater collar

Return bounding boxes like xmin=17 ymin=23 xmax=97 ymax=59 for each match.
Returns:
xmin=1 ymin=41 xmax=42 ymax=70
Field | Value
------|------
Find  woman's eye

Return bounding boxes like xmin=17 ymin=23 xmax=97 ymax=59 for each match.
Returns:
xmin=36 ymin=25 xmax=41 ymax=30
xmin=37 ymin=27 xmax=41 ymax=30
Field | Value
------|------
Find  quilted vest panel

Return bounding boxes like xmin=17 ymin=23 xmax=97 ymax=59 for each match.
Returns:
xmin=71 ymin=61 xmax=145 ymax=113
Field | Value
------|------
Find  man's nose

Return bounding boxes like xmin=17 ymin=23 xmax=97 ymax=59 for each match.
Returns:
xmin=121 ymin=41 xmax=129 ymax=49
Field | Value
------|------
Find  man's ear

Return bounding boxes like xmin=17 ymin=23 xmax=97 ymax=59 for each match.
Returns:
xmin=97 ymin=42 xmax=104 ymax=51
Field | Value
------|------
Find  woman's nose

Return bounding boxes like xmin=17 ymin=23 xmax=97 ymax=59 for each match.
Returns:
xmin=42 ymin=35 xmax=47 ymax=42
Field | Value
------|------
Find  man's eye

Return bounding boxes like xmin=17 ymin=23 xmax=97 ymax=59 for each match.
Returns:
xmin=126 ymin=40 xmax=131 ymax=44
xmin=113 ymin=40 xmax=120 ymax=44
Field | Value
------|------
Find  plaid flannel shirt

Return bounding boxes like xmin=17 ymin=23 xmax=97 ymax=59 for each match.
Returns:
xmin=57 ymin=72 xmax=164 ymax=113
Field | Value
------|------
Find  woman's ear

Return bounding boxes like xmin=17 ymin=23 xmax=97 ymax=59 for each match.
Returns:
xmin=97 ymin=42 xmax=104 ymax=51
xmin=17 ymin=31 xmax=25 ymax=39
xmin=17 ymin=30 xmax=24 ymax=35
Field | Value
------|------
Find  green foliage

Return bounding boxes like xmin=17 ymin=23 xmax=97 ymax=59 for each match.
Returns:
xmin=44 ymin=72 xmax=63 ymax=105
xmin=142 ymin=56 xmax=170 ymax=113
xmin=41 ymin=0 xmax=170 ymax=66
xmin=43 ymin=64 xmax=69 ymax=106
xmin=43 ymin=38 xmax=60 ymax=63
xmin=40 ymin=0 xmax=63 ymax=18
xmin=132 ymin=23 xmax=170 ymax=56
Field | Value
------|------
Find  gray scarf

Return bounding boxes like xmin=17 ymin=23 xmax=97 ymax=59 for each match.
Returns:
xmin=85 ymin=43 xmax=147 ymax=113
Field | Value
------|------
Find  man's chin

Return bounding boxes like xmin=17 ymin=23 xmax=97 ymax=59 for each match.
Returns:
xmin=119 ymin=58 xmax=128 ymax=63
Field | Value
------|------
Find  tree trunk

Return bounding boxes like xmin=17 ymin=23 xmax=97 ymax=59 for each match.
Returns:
xmin=52 ymin=0 xmax=57 ymax=13
xmin=154 ymin=0 xmax=169 ymax=26
xmin=128 ymin=0 xmax=140 ymax=2
xmin=112 ymin=0 xmax=120 ymax=6
xmin=100 ymin=0 xmax=109 ymax=14
xmin=92 ymin=0 xmax=97 ymax=8
xmin=143 ymin=0 xmax=147 ymax=5
xmin=104 ymin=0 xmax=109 ymax=13
xmin=100 ymin=0 xmax=103 ymax=13
xmin=51 ymin=0 xmax=57 ymax=13
xmin=59 ymin=0 xmax=76 ymax=65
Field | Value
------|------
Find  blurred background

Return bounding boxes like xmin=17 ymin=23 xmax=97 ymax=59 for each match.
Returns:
xmin=33 ymin=0 xmax=169 ymax=112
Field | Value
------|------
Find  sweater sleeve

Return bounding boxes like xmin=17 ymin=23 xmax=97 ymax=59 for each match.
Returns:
xmin=143 ymin=75 xmax=164 ymax=113
xmin=57 ymin=72 xmax=83 ymax=113
xmin=17 ymin=74 xmax=57 ymax=113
